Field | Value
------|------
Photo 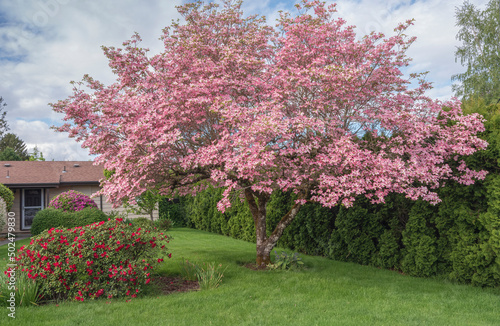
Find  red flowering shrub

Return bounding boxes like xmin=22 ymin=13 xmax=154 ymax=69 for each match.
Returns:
xmin=14 ymin=218 xmax=171 ymax=302
xmin=49 ymin=190 xmax=98 ymax=212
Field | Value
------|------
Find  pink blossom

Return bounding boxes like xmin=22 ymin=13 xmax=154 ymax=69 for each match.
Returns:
xmin=51 ymin=0 xmax=487 ymax=265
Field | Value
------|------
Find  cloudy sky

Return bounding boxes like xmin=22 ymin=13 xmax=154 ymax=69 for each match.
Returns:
xmin=0 ymin=0 xmax=487 ymax=161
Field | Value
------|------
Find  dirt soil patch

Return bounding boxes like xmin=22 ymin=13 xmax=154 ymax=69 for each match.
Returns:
xmin=153 ymin=276 xmax=199 ymax=295
xmin=243 ymin=263 xmax=270 ymax=271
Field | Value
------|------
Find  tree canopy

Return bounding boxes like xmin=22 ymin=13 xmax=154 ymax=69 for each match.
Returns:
xmin=452 ymin=0 xmax=500 ymax=103
xmin=52 ymin=0 xmax=488 ymax=266
xmin=28 ymin=146 xmax=45 ymax=161
xmin=0 ymin=97 xmax=32 ymax=161
xmin=0 ymin=133 xmax=29 ymax=160
xmin=0 ymin=147 xmax=22 ymax=161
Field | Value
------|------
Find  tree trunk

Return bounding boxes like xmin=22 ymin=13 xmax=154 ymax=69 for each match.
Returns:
xmin=245 ymin=189 xmax=302 ymax=268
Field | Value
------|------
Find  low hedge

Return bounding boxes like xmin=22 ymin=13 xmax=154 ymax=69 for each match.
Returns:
xmin=70 ymin=207 xmax=108 ymax=228
xmin=31 ymin=208 xmax=108 ymax=235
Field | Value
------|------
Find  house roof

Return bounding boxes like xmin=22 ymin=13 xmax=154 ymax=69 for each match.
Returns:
xmin=0 ymin=161 xmax=104 ymax=187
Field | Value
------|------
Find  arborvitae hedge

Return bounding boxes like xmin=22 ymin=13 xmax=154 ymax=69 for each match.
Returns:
xmin=164 ymin=182 xmax=500 ymax=286
xmin=159 ymin=197 xmax=189 ymax=226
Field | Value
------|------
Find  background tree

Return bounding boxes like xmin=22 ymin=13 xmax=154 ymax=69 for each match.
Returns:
xmin=124 ymin=190 xmax=162 ymax=223
xmin=0 ymin=147 xmax=23 ymax=161
xmin=0 ymin=147 xmax=22 ymax=161
xmin=452 ymin=0 xmax=500 ymax=103
xmin=0 ymin=133 xmax=29 ymax=160
xmin=28 ymin=146 xmax=45 ymax=161
xmin=0 ymin=97 xmax=10 ymax=139
xmin=52 ymin=0 xmax=487 ymax=267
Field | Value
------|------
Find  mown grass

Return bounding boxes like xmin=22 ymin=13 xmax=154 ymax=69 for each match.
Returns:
xmin=0 ymin=228 xmax=499 ymax=325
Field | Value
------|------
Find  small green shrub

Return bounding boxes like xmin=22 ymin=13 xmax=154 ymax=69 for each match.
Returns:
xmin=31 ymin=208 xmax=108 ymax=235
xmin=105 ymin=210 xmax=128 ymax=220
xmin=131 ymin=217 xmax=155 ymax=230
xmin=48 ymin=190 xmax=98 ymax=212
xmin=15 ymin=218 xmax=171 ymax=302
xmin=70 ymin=208 xmax=107 ymax=228
xmin=154 ymin=218 xmax=173 ymax=231
xmin=31 ymin=208 xmax=68 ymax=235
xmin=0 ymin=183 xmax=14 ymax=211
xmin=269 ymin=251 xmax=304 ymax=270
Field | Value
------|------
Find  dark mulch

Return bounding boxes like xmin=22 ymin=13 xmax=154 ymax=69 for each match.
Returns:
xmin=153 ymin=276 xmax=199 ymax=295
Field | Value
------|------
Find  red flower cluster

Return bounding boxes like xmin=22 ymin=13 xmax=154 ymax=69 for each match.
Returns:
xmin=15 ymin=218 xmax=171 ymax=302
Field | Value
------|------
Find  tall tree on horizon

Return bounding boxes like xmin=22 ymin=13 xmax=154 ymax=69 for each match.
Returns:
xmin=452 ymin=0 xmax=500 ymax=103
xmin=0 ymin=133 xmax=29 ymax=160
xmin=0 ymin=147 xmax=22 ymax=161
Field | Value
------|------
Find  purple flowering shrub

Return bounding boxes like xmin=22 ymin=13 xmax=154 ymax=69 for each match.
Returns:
xmin=49 ymin=190 xmax=98 ymax=212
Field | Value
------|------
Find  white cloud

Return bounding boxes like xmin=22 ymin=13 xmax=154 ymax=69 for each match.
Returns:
xmin=331 ymin=0 xmax=489 ymax=99
xmin=1 ymin=0 xmax=183 ymax=160
xmin=13 ymin=119 xmax=92 ymax=161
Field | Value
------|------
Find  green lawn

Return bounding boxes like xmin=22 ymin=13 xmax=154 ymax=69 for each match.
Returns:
xmin=0 ymin=228 xmax=499 ymax=325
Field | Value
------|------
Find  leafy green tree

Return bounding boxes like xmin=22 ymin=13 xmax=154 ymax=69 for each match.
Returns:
xmin=28 ymin=146 xmax=45 ymax=161
xmin=0 ymin=133 xmax=29 ymax=160
xmin=0 ymin=147 xmax=22 ymax=161
xmin=125 ymin=190 xmax=161 ymax=223
xmin=452 ymin=0 xmax=500 ymax=103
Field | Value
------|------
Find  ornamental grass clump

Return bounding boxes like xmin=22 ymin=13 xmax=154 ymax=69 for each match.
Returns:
xmin=48 ymin=190 xmax=98 ymax=212
xmin=0 ymin=271 xmax=40 ymax=307
xmin=195 ymin=262 xmax=227 ymax=290
xmin=13 ymin=218 xmax=171 ymax=302
xmin=178 ymin=259 xmax=226 ymax=290
xmin=178 ymin=259 xmax=199 ymax=282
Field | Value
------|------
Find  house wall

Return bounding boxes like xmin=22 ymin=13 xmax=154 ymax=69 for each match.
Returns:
xmin=100 ymin=197 xmax=159 ymax=220
xmin=8 ymin=189 xmax=22 ymax=234
xmin=2 ymin=185 xmax=159 ymax=233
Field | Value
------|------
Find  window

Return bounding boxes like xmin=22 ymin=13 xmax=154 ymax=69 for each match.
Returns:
xmin=22 ymin=189 xmax=44 ymax=230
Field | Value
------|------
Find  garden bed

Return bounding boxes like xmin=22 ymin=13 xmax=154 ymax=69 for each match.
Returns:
xmin=153 ymin=276 xmax=199 ymax=295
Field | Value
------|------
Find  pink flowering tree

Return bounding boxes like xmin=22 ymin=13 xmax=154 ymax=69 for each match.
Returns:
xmin=51 ymin=0 xmax=488 ymax=267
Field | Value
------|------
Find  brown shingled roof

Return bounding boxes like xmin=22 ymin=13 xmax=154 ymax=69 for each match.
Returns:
xmin=0 ymin=161 xmax=104 ymax=187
